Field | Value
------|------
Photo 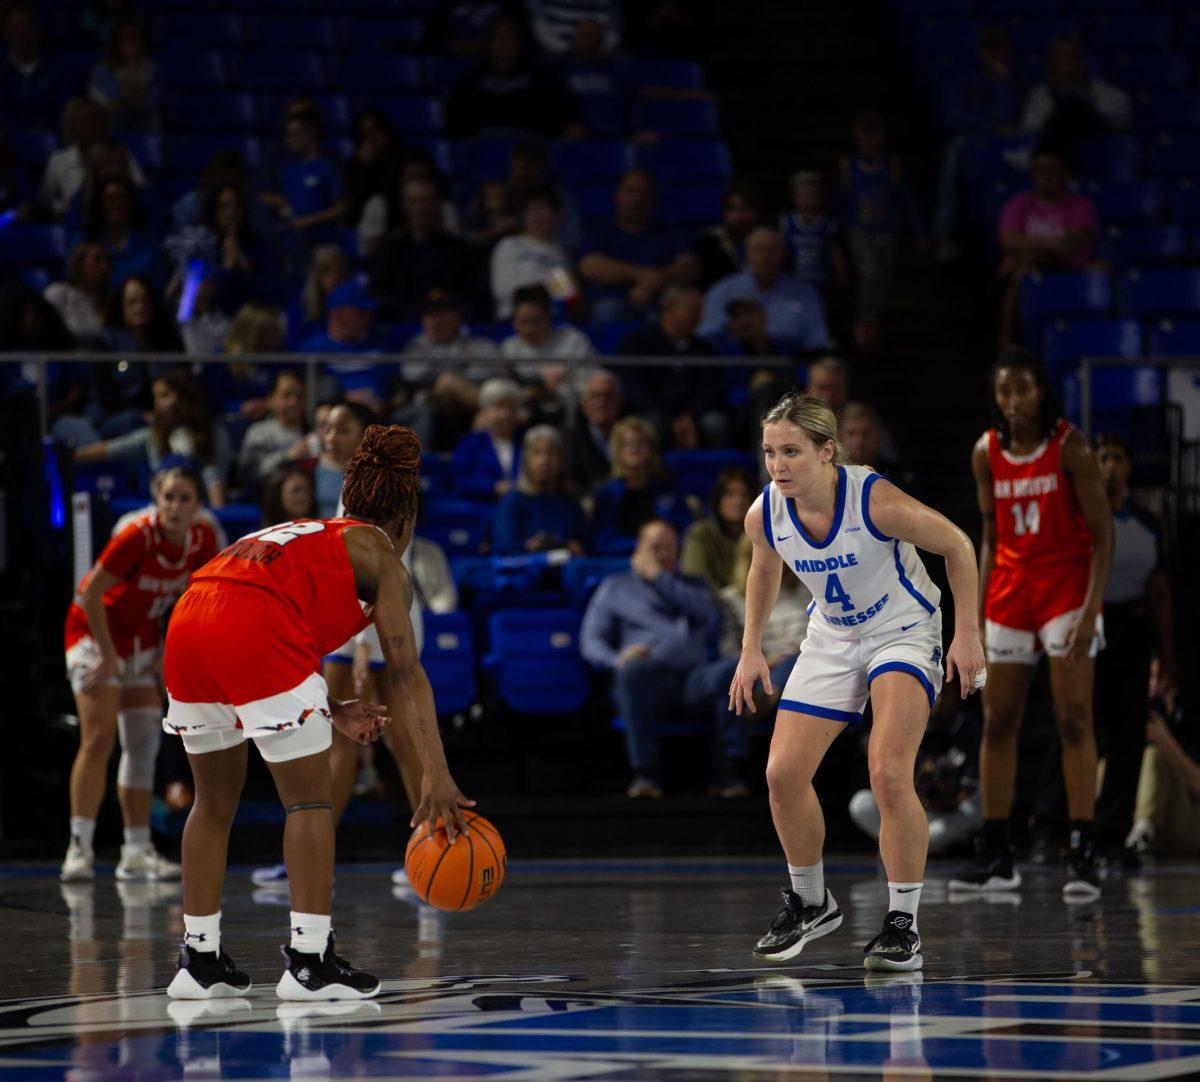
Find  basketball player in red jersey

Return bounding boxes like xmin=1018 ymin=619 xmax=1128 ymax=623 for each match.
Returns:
xmin=62 ymin=466 xmax=219 ymax=884
xmin=951 ymin=349 xmax=1113 ymax=898
xmin=161 ymin=424 xmax=472 ymax=1001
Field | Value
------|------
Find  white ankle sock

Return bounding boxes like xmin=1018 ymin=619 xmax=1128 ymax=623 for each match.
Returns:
xmin=123 ymin=825 xmax=150 ymax=847
xmin=183 ymin=911 xmax=221 ymax=955
xmin=888 ymin=881 xmax=922 ymax=929
xmin=290 ymin=912 xmax=332 ymax=957
xmin=788 ymin=862 xmax=825 ymax=907
xmin=69 ymin=817 xmax=95 ymax=849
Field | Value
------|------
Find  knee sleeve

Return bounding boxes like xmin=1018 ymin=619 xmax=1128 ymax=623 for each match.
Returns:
xmin=117 ymin=707 xmax=162 ymax=790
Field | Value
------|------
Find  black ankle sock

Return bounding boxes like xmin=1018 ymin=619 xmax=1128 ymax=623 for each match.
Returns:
xmin=982 ymin=818 xmax=1011 ymax=855
xmin=1068 ymin=819 xmax=1094 ymax=854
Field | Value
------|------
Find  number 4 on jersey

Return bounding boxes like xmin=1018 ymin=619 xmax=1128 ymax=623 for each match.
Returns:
xmin=825 ymin=573 xmax=855 ymax=612
xmin=1011 ymin=500 xmax=1041 ymax=537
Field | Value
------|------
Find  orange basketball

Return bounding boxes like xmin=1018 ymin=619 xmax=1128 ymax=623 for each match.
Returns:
xmin=404 ymin=812 xmax=506 ymax=911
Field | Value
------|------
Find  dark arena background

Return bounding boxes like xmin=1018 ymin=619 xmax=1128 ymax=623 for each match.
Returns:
xmin=3 ymin=0 xmax=1200 ymax=1077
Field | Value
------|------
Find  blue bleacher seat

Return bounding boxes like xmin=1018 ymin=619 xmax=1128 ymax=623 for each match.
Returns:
xmin=572 ymin=183 xmax=614 ymax=222
xmin=961 ymin=134 xmax=1033 ymax=188
xmin=336 ymin=56 xmax=425 ymax=95
xmin=0 ymin=224 xmax=66 ymax=268
xmin=549 ymin=141 xmax=630 ymax=186
xmin=1169 ymin=180 xmax=1200 ymax=224
xmin=627 ymin=58 xmax=704 ymax=92
xmin=412 ymin=138 xmax=454 ymax=176
xmin=1081 ymin=180 xmax=1163 ymax=224
xmin=213 ymin=503 xmax=262 ymax=541
xmin=239 ymin=54 xmax=326 ymax=93
xmin=418 ymin=498 xmax=490 ymax=556
xmin=7 ymin=128 xmax=57 ymax=165
xmin=1097 ymin=224 xmax=1187 ymax=268
xmin=1019 ymin=270 xmax=1112 ymax=326
xmin=120 ymin=133 xmax=162 ymax=174
xmin=420 ymin=610 xmax=477 ymax=715
xmin=19 ymin=267 xmax=51 ymax=293
xmin=341 ymin=14 xmax=425 ymax=51
xmin=658 ymin=184 xmax=722 ymax=227
xmin=420 ymin=453 xmax=452 ymax=497
xmin=1076 ymin=134 xmax=1141 ymax=183
xmin=252 ymin=15 xmax=338 ymax=51
xmin=161 ymin=50 xmax=225 ymax=89
xmin=1147 ymin=134 xmax=1200 ymax=179
xmin=163 ymin=135 xmax=260 ymax=176
xmin=632 ymin=100 xmax=719 ymax=138
xmin=1119 ymin=268 xmax=1200 ymax=319
xmin=1042 ymin=319 xmax=1142 ymax=376
xmin=483 ymin=608 xmax=590 ymax=714
xmin=1101 ymin=50 xmax=1191 ymax=93
xmin=72 ymin=460 xmax=148 ymax=500
xmin=256 ymin=93 xmax=349 ymax=136
xmin=1134 ymin=92 xmax=1200 ymax=132
xmin=636 ymin=140 xmax=731 ymax=185
xmin=154 ymin=13 xmax=243 ymax=50
xmin=164 ymin=91 xmax=257 ymax=133
xmin=1085 ymin=13 xmax=1172 ymax=53
xmin=588 ymin=320 xmax=642 ymax=353
xmin=562 ymin=557 xmax=629 ymax=609
xmin=663 ymin=449 xmax=757 ymax=500
xmin=425 ymin=57 xmax=472 ymax=95
xmin=455 ymin=139 xmax=518 ymax=184
xmin=1146 ymin=319 xmax=1200 ymax=356
xmin=374 ymin=96 xmax=443 ymax=137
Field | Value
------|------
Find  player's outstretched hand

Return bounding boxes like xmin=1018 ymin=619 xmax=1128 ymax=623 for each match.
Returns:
xmin=331 ymin=699 xmax=389 ymax=745
xmin=729 ymin=648 xmax=772 ymax=716
xmin=945 ymin=634 xmax=986 ymax=699
xmin=412 ymin=769 xmax=476 ymax=844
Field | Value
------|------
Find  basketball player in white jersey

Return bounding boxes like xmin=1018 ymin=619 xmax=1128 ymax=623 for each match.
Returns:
xmin=729 ymin=393 xmax=985 ymax=971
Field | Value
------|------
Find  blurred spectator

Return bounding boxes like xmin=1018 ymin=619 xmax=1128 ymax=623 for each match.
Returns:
xmin=934 ymin=25 xmax=1023 ymax=263
xmin=238 ymin=370 xmax=309 ymax=489
xmin=618 ymin=285 xmax=727 ymax=449
xmin=88 ymin=17 xmax=161 ymax=134
xmin=694 ymin=182 xmax=760 ymax=291
xmin=0 ymin=2 xmax=66 ymax=130
xmin=0 ymin=285 xmax=73 ymax=352
xmin=197 ymin=183 xmax=274 ymax=317
xmin=102 ymin=274 xmax=182 ymax=353
xmin=451 ymin=377 xmax=525 ymax=501
xmin=579 ymin=168 xmax=695 ymax=323
xmin=83 ymin=175 xmax=163 ymax=288
xmin=680 ymin=467 xmax=754 ymax=591
xmin=492 ymin=425 xmax=588 ymax=555
xmin=1021 ymin=37 xmax=1131 ymax=149
xmin=501 ymin=284 xmax=592 ymax=426
xmin=699 ymin=227 xmax=831 ymax=352
xmin=288 ymin=245 xmax=350 ymax=350
xmin=491 ymin=186 xmax=576 ymax=319
xmin=1130 ymin=707 xmax=1200 ymax=858
xmin=530 ymin=0 xmax=620 ymax=53
xmin=445 ymin=16 xmax=579 ymax=140
xmin=369 ymin=176 xmax=485 ymax=321
xmin=261 ymin=107 xmax=347 ymax=269
xmin=591 ymin=416 xmax=695 ymax=554
xmin=838 ymin=111 xmax=923 ymax=352
xmin=411 ymin=532 xmax=459 ymax=612
xmin=314 ymin=401 xmax=375 ymax=516
xmin=39 ymin=98 xmax=145 ymax=221
xmin=1093 ymin=433 xmax=1174 ymax=857
xmin=359 ymin=146 xmax=461 ymax=258
xmin=806 ymin=355 xmax=848 ymax=414
xmin=299 ymin=280 xmax=390 ymax=407
xmin=580 ymin=519 xmax=747 ymax=798
xmin=552 ymin=18 xmax=627 ymax=138
xmin=45 ymin=240 xmax=110 ymax=347
xmin=344 ymin=110 xmax=402 ymax=236
xmin=839 ymin=400 xmax=915 ymax=495
xmin=997 ymin=147 xmax=1099 ymax=348
xmin=226 ymin=303 xmax=285 ymax=355
xmin=506 ymin=140 xmax=580 ymax=249
xmin=780 ymin=170 xmax=848 ymax=291
xmin=80 ymin=0 xmax=138 ymax=49
xmin=707 ymin=297 xmax=782 ymax=357
xmin=463 ymin=179 xmax=518 ymax=252
xmin=74 ymin=369 xmax=232 ymax=506
xmin=423 ymin=0 xmax=528 ymax=58
xmin=171 ymin=149 xmax=256 ymax=231
xmin=565 ymin=366 xmax=624 ymax=493
xmin=261 ymin=461 xmax=316 ymax=526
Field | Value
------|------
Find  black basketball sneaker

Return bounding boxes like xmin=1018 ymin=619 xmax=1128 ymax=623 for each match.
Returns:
xmin=276 ymin=932 xmax=381 ymax=1001
xmin=166 ymin=943 xmax=252 ymax=999
xmin=948 ymin=846 xmax=1022 ymax=892
xmin=753 ymin=889 xmax=842 ymax=962
xmin=1063 ymin=847 xmax=1101 ymax=900
xmin=863 ymin=910 xmax=923 ymax=972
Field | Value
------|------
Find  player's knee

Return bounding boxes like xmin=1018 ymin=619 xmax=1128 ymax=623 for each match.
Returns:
xmin=868 ymin=758 xmax=914 ymax=811
xmin=116 ymin=707 xmax=161 ymax=790
xmin=982 ymin=711 xmax=1021 ymax=744
xmin=1055 ymin=703 xmax=1092 ymax=747
xmin=765 ymin=757 xmax=810 ymax=804
xmin=79 ymin=725 xmax=116 ymax=760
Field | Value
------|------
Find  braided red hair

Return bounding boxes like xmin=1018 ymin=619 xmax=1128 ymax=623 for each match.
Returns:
xmin=341 ymin=424 xmax=422 ymax=527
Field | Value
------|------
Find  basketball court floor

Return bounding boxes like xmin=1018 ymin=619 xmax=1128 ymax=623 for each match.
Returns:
xmin=1 ymin=856 xmax=1198 ymax=1079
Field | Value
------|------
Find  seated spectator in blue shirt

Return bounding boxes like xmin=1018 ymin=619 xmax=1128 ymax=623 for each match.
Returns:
xmin=299 ymin=280 xmax=392 ymax=409
xmin=591 ymin=416 xmax=696 ymax=555
xmin=88 ymin=18 xmax=162 ymax=135
xmin=82 ymin=175 xmax=164 ymax=289
xmin=493 ymin=425 xmax=587 ymax=555
xmin=580 ymin=518 xmax=750 ymax=798
xmin=699 ymin=227 xmax=831 ymax=352
xmin=779 ymin=170 xmax=849 ymax=290
xmin=451 ymin=377 xmax=524 ymax=501
xmin=551 ymin=18 xmax=627 ymax=137
xmin=617 ymin=285 xmax=727 ymax=449
xmin=0 ymin=3 xmax=67 ymax=131
xmin=579 ymin=169 xmax=695 ymax=323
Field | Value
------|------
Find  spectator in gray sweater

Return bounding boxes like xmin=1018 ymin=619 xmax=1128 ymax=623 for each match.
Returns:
xmin=236 ymin=369 xmax=309 ymax=489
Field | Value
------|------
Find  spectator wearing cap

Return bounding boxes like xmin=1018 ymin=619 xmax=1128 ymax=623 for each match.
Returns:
xmin=370 ymin=176 xmax=486 ymax=321
xmin=565 ymin=367 xmax=624 ymax=493
xmin=707 ymin=296 xmax=783 ymax=357
xmin=1 ymin=3 xmax=67 ymax=130
xmin=699 ymin=227 xmax=831 ymax=352
xmin=579 ymin=169 xmax=696 ymax=324
xmin=779 ymin=170 xmax=848 ymax=291
xmin=490 ymin=186 xmax=577 ymax=320
xmin=298 ymin=280 xmax=391 ymax=406
xmin=617 ymin=285 xmax=727 ymax=449
xmin=451 ymin=377 xmax=525 ymax=501
xmin=693 ymin=182 xmax=761 ymax=290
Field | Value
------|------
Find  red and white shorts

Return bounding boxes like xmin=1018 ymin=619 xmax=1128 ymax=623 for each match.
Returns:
xmin=65 ymin=636 xmax=158 ymax=695
xmin=162 ymin=582 xmax=333 ymax=762
xmin=984 ymin=562 xmax=1105 ymax=666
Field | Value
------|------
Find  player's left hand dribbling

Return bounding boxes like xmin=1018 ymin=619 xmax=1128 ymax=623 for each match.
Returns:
xmin=412 ymin=770 xmax=475 ymax=844
xmin=330 ymin=699 xmax=390 ymax=745
xmin=945 ymin=634 xmax=986 ymax=699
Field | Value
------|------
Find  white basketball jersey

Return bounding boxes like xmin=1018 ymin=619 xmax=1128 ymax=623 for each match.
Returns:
xmin=762 ymin=465 xmax=941 ymax=641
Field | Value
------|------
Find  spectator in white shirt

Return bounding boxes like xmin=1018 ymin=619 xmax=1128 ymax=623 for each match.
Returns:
xmin=237 ymin=370 xmax=310 ymax=490
xmin=39 ymin=97 xmax=145 ymax=220
xmin=44 ymin=239 xmax=110 ymax=346
xmin=1021 ymin=36 xmax=1131 ymax=138
xmin=490 ymin=185 xmax=576 ymax=319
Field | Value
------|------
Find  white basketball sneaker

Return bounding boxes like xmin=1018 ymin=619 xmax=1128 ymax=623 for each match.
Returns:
xmin=60 ymin=839 xmax=95 ymax=882
xmin=116 ymin=843 xmax=182 ymax=881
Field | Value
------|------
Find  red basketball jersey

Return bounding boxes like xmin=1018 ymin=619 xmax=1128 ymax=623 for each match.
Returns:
xmin=987 ymin=418 xmax=1092 ymax=571
xmin=189 ymin=518 xmax=379 ymax=659
xmin=64 ymin=512 xmax=219 ymax=656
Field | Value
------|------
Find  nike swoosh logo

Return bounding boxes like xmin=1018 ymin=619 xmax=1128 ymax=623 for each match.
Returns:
xmin=777 ymin=534 xmax=792 ymax=541
xmin=896 ymin=887 xmax=920 ymax=893
xmin=900 ymin=622 xmax=920 ymax=631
